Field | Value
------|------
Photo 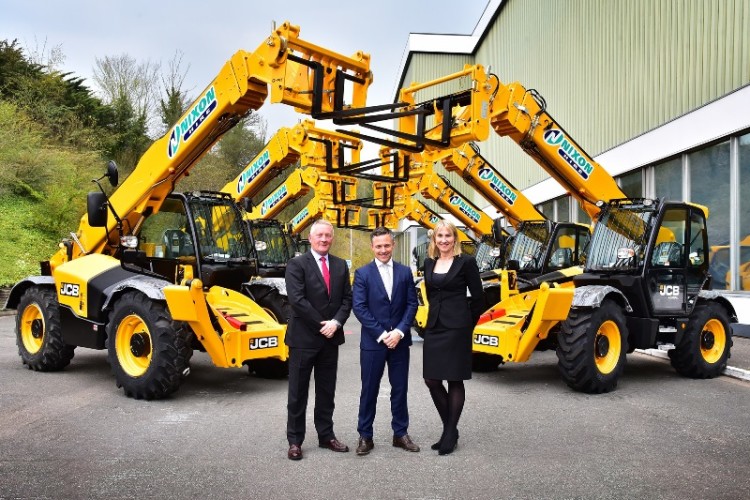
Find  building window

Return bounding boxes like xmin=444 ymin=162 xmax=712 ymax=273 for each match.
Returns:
xmin=690 ymin=141 xmax=730 ymax=289
xmin=557 ymin=196 xmax=570 ymax=222
xmin=738 ymin=133 xmax=750 ymax=290
xmin=576 ymin=200 xmax=590 ymax=224
xmin=538 ymin=200 xmax=553 ymax=218
xmin=617 ymin=169 xmax=643 ymax=198
xmin=654 ymin=157 xmax=682 ymax=201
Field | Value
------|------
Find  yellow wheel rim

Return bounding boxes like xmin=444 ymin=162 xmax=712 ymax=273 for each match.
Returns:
xmin=20 ymin=303 xmax=45 ymax=354
xmin=700 ymin=318 xmax=726 ymax=364
xmin=115 ymin=314 xmax=152 ymax=377
xmin=594 ymin=320 xmax=621 ymax=375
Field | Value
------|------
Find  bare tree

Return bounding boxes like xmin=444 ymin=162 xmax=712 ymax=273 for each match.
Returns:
xmin=92 ymin=54 xmax=160 ymax=135
xmin=158 ymin=50 xmax=192 ymax=134
xmin=24 ymin=36 xmax=65 ymax=72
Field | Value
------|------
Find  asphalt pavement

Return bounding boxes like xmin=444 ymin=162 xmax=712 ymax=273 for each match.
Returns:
xmin=1 ymin=314 xmax=749 ymax=500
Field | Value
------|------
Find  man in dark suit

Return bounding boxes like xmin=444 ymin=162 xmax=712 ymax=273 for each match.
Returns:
xmin=352 ymin=227 xmax=420 ymax=456
xmin=284 ymin=219 xmax=352 ymax=460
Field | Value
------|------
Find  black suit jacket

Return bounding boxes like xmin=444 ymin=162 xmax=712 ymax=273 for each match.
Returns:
xmin=424 ymin=254 xmax=484 ymax=329
xmin=285 ymin=251 xmax=352 ymax=348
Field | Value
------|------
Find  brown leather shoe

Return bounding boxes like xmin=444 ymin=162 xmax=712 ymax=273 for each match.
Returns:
xmin=392 ymin=434 xmax=420 ymax=452
xmin=318 ymin=437 xmax=349 ymax=452
xmin=356 ymin=437 xmax=374 ymax=456
xmin=288 ymin=444 xmax=303 ymax=460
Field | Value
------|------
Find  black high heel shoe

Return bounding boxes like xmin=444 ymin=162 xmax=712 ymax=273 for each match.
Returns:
xmin=431 ymin=429 xmax=459 ymax=450
xmin=437 ymin=429 xmax=459 ymax=455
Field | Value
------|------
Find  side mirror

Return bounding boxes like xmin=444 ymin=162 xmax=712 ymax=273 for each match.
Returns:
xmin=87 ymin=192 xmax=108 ymax=227
xmin=105 ymin=160 xmax=119 ymax=187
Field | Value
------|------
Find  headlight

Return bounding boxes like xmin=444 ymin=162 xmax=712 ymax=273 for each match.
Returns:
xmin=617 ymin=248 xmax=635 ymax=259
xmin=121 ymin=235 xmax=138 ymax=248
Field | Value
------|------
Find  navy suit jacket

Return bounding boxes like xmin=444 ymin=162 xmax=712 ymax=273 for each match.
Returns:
xmin=352 ymin=260 xmax=418 ymax=351
xmin=285 ymin=251 xmax=352 ymax=348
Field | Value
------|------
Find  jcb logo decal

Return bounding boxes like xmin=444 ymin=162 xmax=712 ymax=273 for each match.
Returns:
xmin=474 ymin=334 xmax=498 ymax=347
xmin=659 ymin=285 xmax=681 ymax=296
xmin=249 ymin=336 xmax=278 ymax=350
xmin=59 ymin=283 xmax=80 ymax=297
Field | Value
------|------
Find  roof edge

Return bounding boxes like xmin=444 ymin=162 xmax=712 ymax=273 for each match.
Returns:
xmin=392 ymin=0 xmax=505 ymax=100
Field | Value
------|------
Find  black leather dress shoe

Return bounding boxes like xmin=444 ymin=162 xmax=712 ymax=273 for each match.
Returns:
xmin=356 ymin=437 xmax=374 ymax=456
xmin=392 ymin=434 xmax=420 ymax=452
xmin=318 ymin=437 xmax=349 ymax=452
xmin=288 ymin=444 xmax=303 ymax=460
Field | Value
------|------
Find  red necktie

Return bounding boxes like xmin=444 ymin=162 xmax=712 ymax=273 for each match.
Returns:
xmin=320 ymin=256 xmax=330 ymax=295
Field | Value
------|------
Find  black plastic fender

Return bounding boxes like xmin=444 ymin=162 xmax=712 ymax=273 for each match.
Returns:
xmin=5 ymin=276 xmax=56 ymax=310
xmin=571 ymin=285 xmax=633 ymax=313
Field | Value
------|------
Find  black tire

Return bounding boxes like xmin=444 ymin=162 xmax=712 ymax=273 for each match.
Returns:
xmin=557 ymin=300 xmax=628 ymax=394
xmin=106 ymin=291 xmax=192 ymax=400
xmin=247 ymin=288 xmax=289 ymax=379
xmin=669 ymin=301 xmax=733 ymax=378
xmin=15 ymin=286 xmax=75 ymax=371
xmin=256 ymin=289 xmax=291 ymax=325
xmin=472 ymin=352 xmax=503 ymax=372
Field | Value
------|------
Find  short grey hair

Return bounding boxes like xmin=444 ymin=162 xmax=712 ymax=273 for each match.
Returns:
xmin=310 ymin=218 xmax=334 ymax=236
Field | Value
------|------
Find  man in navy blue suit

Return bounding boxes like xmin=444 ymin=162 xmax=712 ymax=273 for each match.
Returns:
xmin=352 ymin=227 xmax=420 ymax=455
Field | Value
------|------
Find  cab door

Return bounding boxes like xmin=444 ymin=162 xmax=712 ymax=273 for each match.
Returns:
xmin=645 ymin=206 xmax=707 ymax=315
xmin=646 ymin=207 xmax=688 ymax=315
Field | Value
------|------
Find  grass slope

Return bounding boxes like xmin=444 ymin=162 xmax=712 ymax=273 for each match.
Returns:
xmin=0 ymin=194 xmax=57 ymax=287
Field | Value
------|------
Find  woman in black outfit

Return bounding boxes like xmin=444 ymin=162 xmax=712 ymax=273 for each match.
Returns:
xmin=422 ymin=221 xmax=484 ymax=455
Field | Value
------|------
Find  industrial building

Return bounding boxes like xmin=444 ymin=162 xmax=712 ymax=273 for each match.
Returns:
xmin=392 ymin=0 xmax=750 ymax=332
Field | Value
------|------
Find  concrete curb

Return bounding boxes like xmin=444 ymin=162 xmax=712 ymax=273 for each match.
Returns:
xmin=635 ymin=348 xmax=750 ymax=383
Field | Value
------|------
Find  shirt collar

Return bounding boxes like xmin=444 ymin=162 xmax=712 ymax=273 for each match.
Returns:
xmin=311 ymin=249 xmax=327 ymax=262
xmin=375 ymin=259 xmax=393 ymax=268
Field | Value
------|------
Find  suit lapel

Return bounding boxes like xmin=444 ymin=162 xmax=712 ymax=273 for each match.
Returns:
xmin=443 ymin=255 xmax=463 ymax=284
xmin=425 ymin=258 xmax=434 ymax=284
xmin=306 ymin=252 xmax=329 ymax=296
xmin=391 ymin=260 xmax=401 ymax=302
xmin=371 ymin=261 xmax=390 ymax=302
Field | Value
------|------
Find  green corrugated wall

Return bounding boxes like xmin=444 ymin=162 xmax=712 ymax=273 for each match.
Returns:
xmin=404 ymin=0 xmax=750 ymax=203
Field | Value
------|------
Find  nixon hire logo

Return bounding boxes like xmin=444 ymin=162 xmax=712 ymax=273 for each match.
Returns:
xmin=478 ymin=167 xmax=518 ymax=205
xmin=261 ymin=185 xmax=288 ymax=216
xmin=449 ymin=195 xmax=481 ymax=224
xmin=292 ymin=207 xmax=309 ymax=227
xmin=543 ymin=129 xmax=594 ymax=180
xmin=236 ymin=149 xmax=271 ymax=195
xmin=168 ymin=86 xmax=217 ymax=158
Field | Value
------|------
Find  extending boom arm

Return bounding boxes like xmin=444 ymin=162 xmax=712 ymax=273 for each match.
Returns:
xmin=489 ymin=81 xmax=625 ymax=218
xmin=56 ymin=22 xmax=370 ymax=270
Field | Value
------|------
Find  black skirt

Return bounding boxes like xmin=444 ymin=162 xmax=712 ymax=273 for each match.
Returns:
xmin=422 ymin=323 xmax=473 ymax=381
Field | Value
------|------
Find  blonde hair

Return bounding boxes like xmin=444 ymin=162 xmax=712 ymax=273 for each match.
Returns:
xmin=428 ymin=220 xmax=462 ymax=259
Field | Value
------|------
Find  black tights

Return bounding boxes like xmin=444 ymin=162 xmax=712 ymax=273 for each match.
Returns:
xmin=424 ymin=378 xmax=464 ymax=446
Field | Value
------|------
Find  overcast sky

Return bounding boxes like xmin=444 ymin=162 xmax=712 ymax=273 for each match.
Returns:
xmin=2 ymin=0 xmax=488 ymax=146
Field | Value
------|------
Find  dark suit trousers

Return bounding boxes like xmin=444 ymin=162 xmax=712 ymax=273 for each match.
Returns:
xmin=357 ymin=346 xmax=410 ymax=438
xmin=287 ymin=343 xmax=339 ymax=445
